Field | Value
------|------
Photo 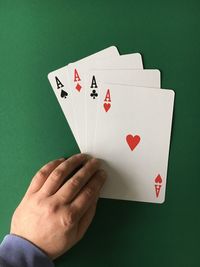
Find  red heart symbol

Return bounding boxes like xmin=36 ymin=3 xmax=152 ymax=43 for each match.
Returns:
xmin=104 ymin=103 xmax=111 ymax=112
xmin=155 ymin=174 xmax=162 ymax=184
xmin=126 ymin=134 xmax=140 ymax=151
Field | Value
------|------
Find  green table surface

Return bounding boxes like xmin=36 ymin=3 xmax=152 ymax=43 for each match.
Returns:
xmin=0 ymin=1 xmax=200 ymax=266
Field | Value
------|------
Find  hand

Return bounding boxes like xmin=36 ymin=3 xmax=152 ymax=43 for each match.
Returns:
xmin=10 ymin=154 xmax=107 ymax=260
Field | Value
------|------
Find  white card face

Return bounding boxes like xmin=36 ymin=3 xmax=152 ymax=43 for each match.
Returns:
xmin=91 ymin=53 xmax=143 ymax=69
xmin=66 ymin=46 xmax=120 ymax=151
xmin=85 ymin=69 xmax=161 ymax=152
xmin=47 ymin=46 xmax=119 ymax=149
xmin=92 ymin=83 xmax=175 ymax=203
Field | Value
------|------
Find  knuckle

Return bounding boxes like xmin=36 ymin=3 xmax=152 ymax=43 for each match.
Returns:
xmin=84 ymin=185 xmax=95 ymax=199
xmin=37 ymin=169 xmax=48 ymax=179
xmin=64 ymin=207 xmax=78 ymax=226
xmin=77 ymin=168 xmax=87 ymax=178
xmin=70 ymin=176 xmax=82 ymax=189
xmin=58 ymin=193 xmax=67 ymax=203
xmin=35 ymin=197 xmax=43 ymax=208
xmin=45 ymin=201 xmax=58 ymax=215
xmin=52 ymin=168 xmax=63 ymax=181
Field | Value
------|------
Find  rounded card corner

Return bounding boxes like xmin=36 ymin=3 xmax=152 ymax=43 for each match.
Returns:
xmin=47 ymin=72 xmax=52 ymax=80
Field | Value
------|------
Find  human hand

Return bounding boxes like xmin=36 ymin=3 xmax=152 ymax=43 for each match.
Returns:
xmin=10 ymin=154 xmax=106 ymax=260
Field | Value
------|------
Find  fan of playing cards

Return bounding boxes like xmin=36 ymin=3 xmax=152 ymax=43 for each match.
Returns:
xmin=48 ymin=46 xmax=175 ymax=204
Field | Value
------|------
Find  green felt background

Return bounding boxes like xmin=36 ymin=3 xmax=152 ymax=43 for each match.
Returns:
xmin=0 ymin=1 xmax=200 ymax=266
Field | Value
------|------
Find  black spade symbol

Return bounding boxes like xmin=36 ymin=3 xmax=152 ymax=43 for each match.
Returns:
xmin=61 ymin=90 xmax=68 ymax=98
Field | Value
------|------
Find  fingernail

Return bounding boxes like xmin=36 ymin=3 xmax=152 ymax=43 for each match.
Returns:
xmin=92 ymin=157 xmax=102 ymax=166
xmin=58 ymin=158 xmax=66 ymax=161
xmin=79 ymin=153 xmax=89 ymax=160
xmin=83 ymin=154 xmax=94 ymax=162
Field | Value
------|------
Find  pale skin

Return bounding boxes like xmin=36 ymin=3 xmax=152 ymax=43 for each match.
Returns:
xmin=10 ymin=153 xmax=107 ymax=260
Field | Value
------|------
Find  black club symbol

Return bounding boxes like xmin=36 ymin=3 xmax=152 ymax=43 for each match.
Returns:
xmin=90 ymin=90 xmax=98 ymax=99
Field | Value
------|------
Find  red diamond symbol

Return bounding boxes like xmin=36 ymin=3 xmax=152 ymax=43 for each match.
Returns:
xmin=76 ymin=83 xmax=82 ymax=92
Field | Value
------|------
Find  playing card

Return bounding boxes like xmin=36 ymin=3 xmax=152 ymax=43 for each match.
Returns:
xmin=91 ymin=53 xmax=143 ymax=69
xmin=85 ymin=69 xmax=161 ymax=152
xmin=68 ymin=53 xmax=143 ymax=152
xmin=47 ymin=46 xmax=119 ymax=148
xmin=91 ymin=83 xmax=175 ymax=203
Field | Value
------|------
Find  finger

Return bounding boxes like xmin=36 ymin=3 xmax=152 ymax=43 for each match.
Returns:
xmin=40 ymin=153 xmax=87 ymax=196
xmin=69 ymin=170 xmax=106 ymax=222
xmin=26 ymin=158 xmax=65 ymax=195
xmin=76 ymin=200 xmax=98 ymax=241
xmin=56 ymin=158 xmax=101 ymax=203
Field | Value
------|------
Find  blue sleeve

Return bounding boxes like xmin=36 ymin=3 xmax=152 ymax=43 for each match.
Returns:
xmin=0 ymin=234 xmax=55 ymax=267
